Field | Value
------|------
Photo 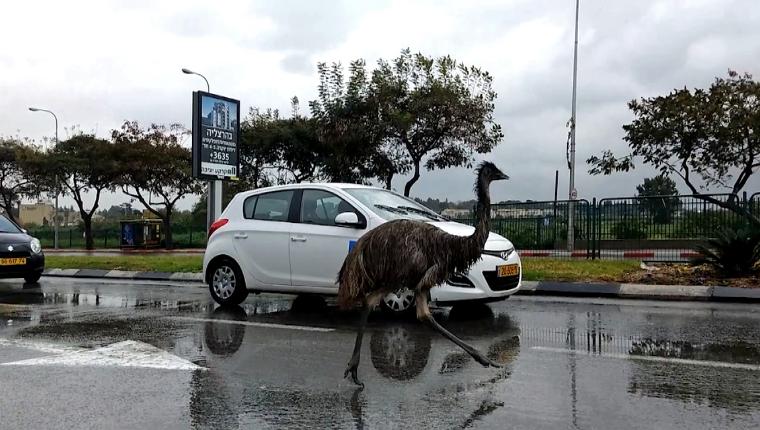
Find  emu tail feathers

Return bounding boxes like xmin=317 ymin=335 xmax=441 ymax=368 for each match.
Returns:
xmin=336 ymin=253 xmax=373 ymax=310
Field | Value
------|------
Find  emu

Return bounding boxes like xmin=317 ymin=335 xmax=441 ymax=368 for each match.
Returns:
xmin=337 ymin=161 xmax=509 ymax=387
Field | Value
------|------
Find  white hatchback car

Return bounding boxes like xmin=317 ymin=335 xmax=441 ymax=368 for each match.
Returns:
xmin=203 ymin=183 xmax=522 ymax=313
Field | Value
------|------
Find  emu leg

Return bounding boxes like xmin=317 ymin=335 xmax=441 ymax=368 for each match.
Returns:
xmin=416 ymin=290 xmax=502 ymax=368
xmin=344 ymin=302 xmax=372 ymax=387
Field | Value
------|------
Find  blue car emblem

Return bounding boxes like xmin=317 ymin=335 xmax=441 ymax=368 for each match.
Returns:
xmin=348 ymin=240 xmax=357 ymax=252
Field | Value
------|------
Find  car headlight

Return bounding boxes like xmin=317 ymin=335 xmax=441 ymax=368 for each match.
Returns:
xmin=30 ymin=238 xmax=42 ymax=254
xmin=482 ymin=246 xmax=515 ymax=260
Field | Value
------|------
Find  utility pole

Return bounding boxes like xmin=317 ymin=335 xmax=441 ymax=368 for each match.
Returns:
xmin=567 ymin=0 xmax=580 ymax=252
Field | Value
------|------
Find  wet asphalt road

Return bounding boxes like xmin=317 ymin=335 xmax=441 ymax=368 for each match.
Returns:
xmin=1 ymin=278 xmax=759 ymax=429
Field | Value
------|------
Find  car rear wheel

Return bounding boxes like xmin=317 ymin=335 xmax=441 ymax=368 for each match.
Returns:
xmin=381 ymin=287 xmax=416 ymax=314
xmin=208 ymin=259 xmax=248 ymax=306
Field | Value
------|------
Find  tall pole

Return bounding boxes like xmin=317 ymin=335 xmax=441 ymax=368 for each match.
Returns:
xmin=567 ymin=0 xmax=579 ymax=252
xmin=28 ymin=107 xmax=59 ymax=249
xmin=182 ymin=68 xmax=221 ymax=231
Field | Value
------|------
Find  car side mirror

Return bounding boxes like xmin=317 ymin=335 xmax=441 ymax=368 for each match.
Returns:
xmin=21 ymin=228 xmax=27 ymax=234
xmin=335 ymin=212 xmax=363 ymax=228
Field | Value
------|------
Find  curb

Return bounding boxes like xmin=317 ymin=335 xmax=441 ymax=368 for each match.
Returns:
xmin=43 ymin=268 xmax=204 ymax=283
xmin=41 ymin=269 xmax=760 ymax=303
xmin=517 ymin=281 xmax=760 ymax=302
xmin=43 ymin=249 xmax=205 ymax=254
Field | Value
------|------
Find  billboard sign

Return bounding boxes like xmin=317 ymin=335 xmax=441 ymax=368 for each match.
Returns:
xmin=192 ymin=91 xmax=240 ymax=180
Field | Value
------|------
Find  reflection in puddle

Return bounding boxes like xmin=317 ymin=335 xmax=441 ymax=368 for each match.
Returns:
xmin=629 ymin=360 xmax=760 ymax=413
xmin=630 ymin=338 xmax=760 ymax=364
xmin=517 ymin=310 xmax=760 ymax=416
xmin=196 ymin=303 xmax=523 ymax=428
xmin=370 ymin=324 xmax=432 ymax=380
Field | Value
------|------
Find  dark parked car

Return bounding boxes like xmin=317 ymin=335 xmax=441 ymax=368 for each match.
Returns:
xmin=0 ymin=214 xmax=44 ymax=283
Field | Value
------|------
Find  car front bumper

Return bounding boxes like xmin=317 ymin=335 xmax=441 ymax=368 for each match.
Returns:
xmin=430 ymin=252 xmax=521 ymax=304
xmin=0 ymin=253 xmax=45 ymax=279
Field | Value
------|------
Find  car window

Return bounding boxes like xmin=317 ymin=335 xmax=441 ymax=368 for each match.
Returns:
xmin=243 ymin=196 xmax=257 ymax=219
xmin=343 ymin=188 xmax=445 ymax=221
xmin=252 ymin=191 xmax=294 ymax=222
xmin=0 ymin=215 xmax=22 ymax=233
xmin=300 ymin=189 xmax=357 ymax=226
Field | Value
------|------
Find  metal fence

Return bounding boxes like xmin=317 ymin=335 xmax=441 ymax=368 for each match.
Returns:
xmin=454 ymin=192 xmax=758 ymax=261
xmin=28 ymin=225 xmax=208 ymax=249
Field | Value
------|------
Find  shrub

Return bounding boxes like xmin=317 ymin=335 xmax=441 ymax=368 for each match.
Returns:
xmin=691 ymin=227 xmax=760 ymax=276
xmin=611 ymin=220 xmax=647 ymax=239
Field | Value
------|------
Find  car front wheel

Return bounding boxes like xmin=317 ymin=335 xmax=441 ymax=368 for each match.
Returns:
xmin=24 ymin=272 xmax=42 ymax=284
xmin=208 ymin=259 xmax=249 ymax=306
xmin=381 ymin=287 xmax=416 ymax=314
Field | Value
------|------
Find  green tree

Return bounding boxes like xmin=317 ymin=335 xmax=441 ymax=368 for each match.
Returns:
xmin=25 ymin=134 xmax=120 ymax=249
xmin=112 ymin=121 xmax=203 ymax=249
xmin=0 ymin=138 xmax=39 ymax=223
xmin=636 ymin=174 xmax=680 ymax=224
xmin=310 ymin=60 xmax=398 ymax=186
xmin=371 ymin=49 xmax=504 ymax=196
xmin=588 ymin=70 xmax=760 ymax=227
xmin=241 ymin=105 xmax=325 ymax=184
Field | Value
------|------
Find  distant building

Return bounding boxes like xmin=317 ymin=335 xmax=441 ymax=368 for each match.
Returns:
xmin=441 ymin=208 xmax=472 ymax=219
xmin=208 ymin=101 xmax=231 ymax=130
xmin=18 ymin=202 xmax=78 ymax=227
xmin=19 ymin=202 xmax=55 ymax=226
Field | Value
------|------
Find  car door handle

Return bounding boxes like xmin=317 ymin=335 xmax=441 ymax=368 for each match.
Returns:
xmin=290 ymin=236 xmax=307 ymax=242
xmin=234 ymin=233 xmax=248 ymax=239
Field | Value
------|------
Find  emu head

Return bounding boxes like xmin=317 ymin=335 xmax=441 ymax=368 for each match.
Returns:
xmin=476 ymin=161 xmax=509 ymax=184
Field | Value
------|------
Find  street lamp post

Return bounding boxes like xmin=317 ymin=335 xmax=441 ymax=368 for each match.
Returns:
xmin=181 ymin=68 xmax=221 ymax=232
xmin=567 ymin=0 xmax=580 ymax=252
xmin=28 ymin=107 xmax=59 ymax=249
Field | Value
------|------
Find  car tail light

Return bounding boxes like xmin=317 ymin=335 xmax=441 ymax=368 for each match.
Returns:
xmin=208 ymin=218 xmax=229 ymax=237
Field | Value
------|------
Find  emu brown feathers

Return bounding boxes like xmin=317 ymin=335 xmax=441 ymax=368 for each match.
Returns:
xmin=338 ymin=161 xmax=509 ymax=387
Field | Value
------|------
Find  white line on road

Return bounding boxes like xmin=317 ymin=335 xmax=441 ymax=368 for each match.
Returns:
xmin=0 ymin=338 xmax=80 ymax=355
xmin=530 ymin=346 xmax=760 ymax=371
xmin=170 ymin=316 xmax=335 ymax=332
xmin=1 ymin=340 xmax=202 ymax=370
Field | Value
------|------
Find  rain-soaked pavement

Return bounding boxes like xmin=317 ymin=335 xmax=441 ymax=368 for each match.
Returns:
xmin=1 ymin=278 xmax=759 ymax=429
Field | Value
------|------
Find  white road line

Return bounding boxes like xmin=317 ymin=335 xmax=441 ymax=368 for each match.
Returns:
xmin=170 ymin=316 xmax=335 ymax=332
xmin=530 ymin=346 xmax=760 ymax=371
xmin=1 ymin=340 xmax=202 ymax=370
xmin=0 ymin=338 xmax=80 ymax=355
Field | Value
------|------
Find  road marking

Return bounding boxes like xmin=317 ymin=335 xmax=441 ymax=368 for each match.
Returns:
xmin=1 ymin=340 xmax=202 ymax=370
xmin=0 ymin=338 xmax=80 ymax=355
xmin=170 ymin=316 xmax=335 ymax=332
xmin=530 ymin=346 xmax=760 ymax=371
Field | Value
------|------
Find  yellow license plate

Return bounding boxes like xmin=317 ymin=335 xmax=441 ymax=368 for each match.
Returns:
xmin=0 ymin=258 xmax=26 ymax=266
xmin=497 ymin=264 xmax=519 ymax=277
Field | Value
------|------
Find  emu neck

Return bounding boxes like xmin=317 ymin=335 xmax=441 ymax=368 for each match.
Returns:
xmin=471 ymin=176 xmax=491 ymax=249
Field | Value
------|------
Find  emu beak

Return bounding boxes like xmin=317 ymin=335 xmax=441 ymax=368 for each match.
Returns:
xmin=498 ymin=173 xmax=509 ymax=180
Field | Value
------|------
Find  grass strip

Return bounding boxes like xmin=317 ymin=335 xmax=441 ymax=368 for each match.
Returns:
xmin=45 ymin=255 xmax=203 ymax=273
xmin=521 ymin=258 xmax=641 ymax=282
xmin=45 ymin=255 xmax=641 ymax=283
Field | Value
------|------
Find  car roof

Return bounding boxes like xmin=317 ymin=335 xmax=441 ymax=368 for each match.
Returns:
xmin=233 ymin=182 xmax=382 ymax=199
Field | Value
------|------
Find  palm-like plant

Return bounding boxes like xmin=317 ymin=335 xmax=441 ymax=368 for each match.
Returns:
xmin=692 ymin=227 xmax=760 ymax=277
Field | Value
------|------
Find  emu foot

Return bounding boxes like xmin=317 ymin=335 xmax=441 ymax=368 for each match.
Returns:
xmin=344 ymin=362 xmax=364 ymax=388
xmin=472 ymin=352 xmax=503 ymax=368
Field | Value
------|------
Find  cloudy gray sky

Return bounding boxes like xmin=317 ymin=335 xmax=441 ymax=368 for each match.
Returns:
xmin=2 ymin=0 xmax=760 ymax=212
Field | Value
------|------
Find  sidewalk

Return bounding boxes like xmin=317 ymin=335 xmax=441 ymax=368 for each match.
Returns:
xmin=39 ymin=268 xmax=760 ymax=303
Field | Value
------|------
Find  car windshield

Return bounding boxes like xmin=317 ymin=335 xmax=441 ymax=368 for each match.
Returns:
xmin=344 ymin=188 xmax=445 ymax=221
xmin=0 ymin=215 xmax=22 ymax=234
